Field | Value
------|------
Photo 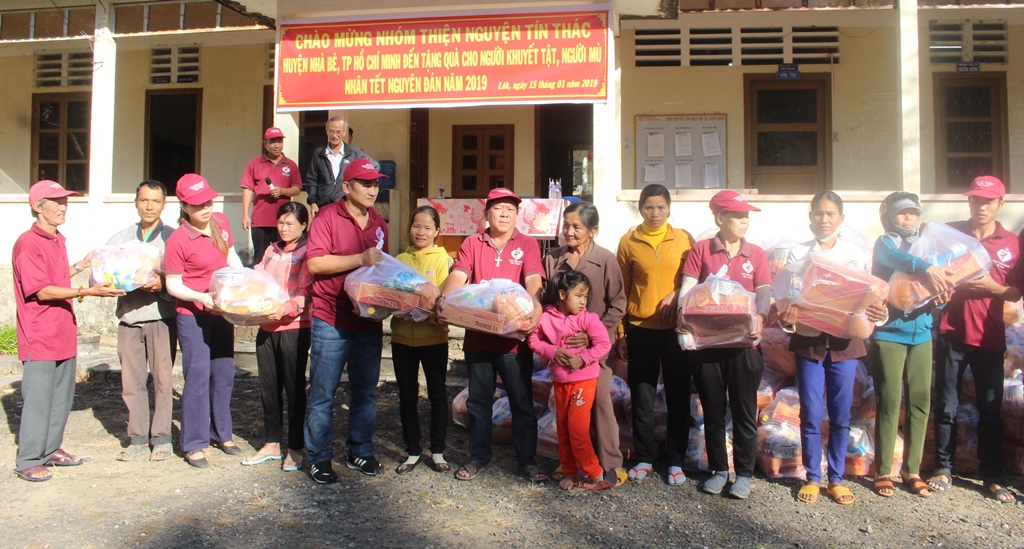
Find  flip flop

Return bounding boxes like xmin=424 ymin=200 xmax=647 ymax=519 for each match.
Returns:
xmin=628 ymin=464 xmax=653 ymax=483
xmin=667 ymin=469 xmax=687 ymax=486
xmin=798 ymin=484 xmax=820 ymax=504
xmin=241 ymin=452 xmax=284 ymax=466
xmin=927 ymin=474 xmax=951 ymax=492
xmin=827 ymin=484 xmax=855 ymax=505
xmin=986 ymin=483 xmax=1015 ymax=503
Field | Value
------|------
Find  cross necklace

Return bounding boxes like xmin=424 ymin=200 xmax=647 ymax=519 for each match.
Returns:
xmin=493 ymin=238 xmax=510 ymax=267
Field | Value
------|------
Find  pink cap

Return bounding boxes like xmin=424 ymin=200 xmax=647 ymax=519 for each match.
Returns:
xmin=964 ymin=175 xmax=1005 ymax=199
xmin=175 ymin=174 xmax=219 ymax=205
xmin=343 ymin=161 xmax=388 ymax=182
xmin=29 ymin=180 xmax=78 ymax=204
xmin=709 ymin=190 xmax=760 ymax=214
xmin=263 ymin=127 xmax=285 ymax=140
xmin=485 ymin=187 xmax=522 ymax=207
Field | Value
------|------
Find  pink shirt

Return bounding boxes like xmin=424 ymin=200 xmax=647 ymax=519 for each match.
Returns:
xmin=164 ymin=213 xmax=234 ymax=315
xmin=939 ymin=220 xmax=1019 ymax=350
xmin=528 ymin=305 xmax=612 ymax=383
xmin=240 ymin=155 xmax=302 ymax=227
xmin=453 ymin=228 xmax=544 ymax=354
xmin=683 ymin=235 xmax=772 ymax=291
xmin=307 ymin=198 xmax=388 ymax=330
xmin=12 ymin=224 xmax=78 ymax=362
xmin=257 ymin=237 xmax=313 ymax=332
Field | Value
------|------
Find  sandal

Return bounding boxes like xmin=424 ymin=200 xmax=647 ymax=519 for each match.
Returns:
xmin=798 ymin=483 xmax=820 ymax=504
xmin=628 ymin=463 xmax=653 ymax=483
xmin=986 ymin=483 xmax=1015 ymax=504
xmin=116 ymin=443 xmax=148 ymax=462
xmin=395 ymin=456 xmax=421 ymax=475
xmin=579 ymin=477 xmax=613 ymax=491
xmin=429 ymin=458 xmax=451 ymax=473
xmin=927 ymin=472 xmax=951 ymax=493
xmin=520 ymin=464 xmax=549 ymax=483
xmin=150 ymin=443 xmax=173 ymax=462
xmin=667 ymin=467 xmax=687 ymax=486
xmin=551 ymin=464 xmax=565 ymax=481
xmin=827 ymin=484 xmax=855 ymax=505
xmin=14 ymin=465 xmax=52 ymax=482
xmin=185 ymin=450 xmax=209 ymax=469
xmin=241 ymin=452 xmax=283 ymax=466
xmin=558 ymin=477 xmax=576 ymax=490
xmin=454 ymin=461 xmax=484 ymax=481
xmin=282 ymin=451 xmax=303 ymax=472
xmin=873 ymin=477 xmax=895 ymax=498
xmin=903 ymin=476 xmax=932 ymax=498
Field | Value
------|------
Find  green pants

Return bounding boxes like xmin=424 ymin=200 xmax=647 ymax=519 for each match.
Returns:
xmin=870 ymin=340 xmax=931 ymax=477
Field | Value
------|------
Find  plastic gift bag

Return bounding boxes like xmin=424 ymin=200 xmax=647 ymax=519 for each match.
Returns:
xmin=774 ymin=253 xmax=889 ymax=339
xmin=209 ymin=267 xmax=289 ymax=326
xmin=492 ymin=397 xmax=513 ymax=444
xmin=678 ymin=267 xmax=760 ymax=351
xmin=758 ymin=387 xmax=802 ymax=427
xmin=760 ymin=323 xmax=796 ymax=378
xmin=344 ymin=252 xmax=440 ymax=321
xmin=765 ymin=239 xmax=804 ymax=280
xmin=888 ymin=221 xmax=993 ymax=313
xmin=89 ymin=240 xmax=163 ymax=291
xmin=537 ymin=410 xmax=559 ymax=459
xmin=756 ymin=421 xmax=806 ymax=479
xmin=443 ymin=278 xmax=534 ymax=339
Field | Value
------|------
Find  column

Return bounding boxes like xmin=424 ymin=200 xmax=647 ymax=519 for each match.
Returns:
xmin=592 ymin=27 xmax=621 ymax=252
xmin=88 ymin=0 xmax=116 ymax=208
xmin=899 ymin=0 xmax=921 ymax=193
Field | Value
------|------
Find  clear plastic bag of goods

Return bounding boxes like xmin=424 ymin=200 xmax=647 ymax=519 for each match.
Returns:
xmin=690 ymin=392 xmax=704 ymax=426
xmin=492 ymin=396 xmax=513 ymax=444
xmin=844 ymin=421 xmax=875 ymax=476
xmin=452 ymin=387 xmax=470 ymax=428
xmin=531 ymin=366 xmax=552 ymax=405
xmin=89 ymin=240 xmax=163 ymax=292
xmin=759 ymin=387 xmax=802 ymax=427
xmin=209 ymin=267 xmax=289 ymax=326
xmin=537 ymin=410 xmax=559 ymax=460
xmin=774 ymin=253 xmax=889 ymax=339
xmin=610 ymin=375 xmax=631 ymax=417
xmin=344 ymin=252 xmax=440 ymax=321
xmin=756 ymin=421 xmax=805 ymax=479
xmin=888 ymin=221 xmax=993 ymax=314
xmin=678 ymin=268 xmax=760 ymax=351
xmin=684 ymin=425 xmax=710 ymax=473
xmin=1004 ymin=371 xmax=1024 ymax=420
xmin=1005 ymin=323 xmax=1024 ymax=378
xmin=444 ymin=278 xmax=534 ymax=338
xmin=765 ymin=239 xmax=804 ymax=280
xmin=761 ymin=323 xmax=795 ymax=378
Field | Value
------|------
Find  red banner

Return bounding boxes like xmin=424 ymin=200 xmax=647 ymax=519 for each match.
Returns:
xmin=277 ymin=8 xmax=609 ymax=110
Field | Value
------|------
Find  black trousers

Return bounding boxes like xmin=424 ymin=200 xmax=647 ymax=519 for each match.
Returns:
xmin=392 ymin=342 xmax=449 ymax=456
xmin=465 ymin=350 xmax=537 ymax=467
xmin=626 ymin=325 xmax=692 ymax=467
xmin=692 ymin=347 xmax=763 ymax=477
xmin=255 ymin=327 xmax=311 ymax=450
xmin=250 ymin=226 xmax=280 ymax=266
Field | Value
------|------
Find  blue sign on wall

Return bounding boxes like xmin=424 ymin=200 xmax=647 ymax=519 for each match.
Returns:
xmin=776 ymin=63 xmax=800 ymax=80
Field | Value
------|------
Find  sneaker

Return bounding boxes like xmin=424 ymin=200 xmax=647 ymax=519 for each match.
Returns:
xmin=310 ymin=461 xmax=338 ymax=484
xmin=346 ymin=453 xmax=382 ymax=476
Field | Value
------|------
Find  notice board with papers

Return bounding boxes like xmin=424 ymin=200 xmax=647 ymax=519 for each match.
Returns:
xmin=634 ymin=114 xmax=727 ymax=190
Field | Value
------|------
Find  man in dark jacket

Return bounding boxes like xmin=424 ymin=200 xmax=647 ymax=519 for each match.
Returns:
xmin=304 ymin=116 xmax=378 ymax=215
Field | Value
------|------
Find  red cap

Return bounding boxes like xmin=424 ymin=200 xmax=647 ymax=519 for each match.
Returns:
xmin=175 ymin=174 xmax=219 ymax=205
xmin=485 ymin=187 xmax=521 ymax=207
xmin=263 ymin=127 xmax=285 ymax=140
xmin=964 ymin=175 xmax=1005 ymax=199
xmin=29 ymin=180 xmax=78 ymax=204
xmin=709 ymin=190 xmax=760 ymax=214
xmin=343 ymin=161 xmax=388 ymax=182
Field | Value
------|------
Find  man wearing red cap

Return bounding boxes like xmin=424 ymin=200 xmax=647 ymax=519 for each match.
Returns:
xmin=930 ymin=175 xmax=1021 ymax=502
xmin=240 ymin=127 xmax=302 ymax=265
xmin=304 ymin=116 xmax=378 ymax=216
xmin=12 ymin=180 xmax=125 ymax=482
xmin=437 ymin=187 xmax=546 ymax=482
xmin=304 ymin=160 xmax=389 ymax=484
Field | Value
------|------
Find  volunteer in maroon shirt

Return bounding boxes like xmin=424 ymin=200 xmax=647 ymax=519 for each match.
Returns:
xmin=679 ymin=190 xmax=771 ymax=499
xmin=929 ymin=175 xmax=1021 ymax=502
xmin=240 ymin=127 xmax=302 ymax=265
xmin=12 ymin=180 xmax=124 ymax=482
xmin=164 ymin=174 xmax=245 ymax=468
xmin=437 ymin=188 xmax=546 ymax=482
xmin=303 ymin=160 xmax=389 ymax=484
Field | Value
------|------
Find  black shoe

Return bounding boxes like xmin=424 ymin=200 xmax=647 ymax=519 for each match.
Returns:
xmin=310 ymin=461 xmax=337 ymax=484
xmin=346 ymin=453 xmax=382 ymax=476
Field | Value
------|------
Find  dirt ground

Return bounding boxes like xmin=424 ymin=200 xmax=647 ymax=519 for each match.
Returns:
xmin=1 ymin=359 xmax=1023 ymax=549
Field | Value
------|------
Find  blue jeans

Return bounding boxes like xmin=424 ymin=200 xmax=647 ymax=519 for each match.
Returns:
xmin=465 ymin=350 xmax=537 ymax=468
xmin=304 ymin=318 xmax=383 ymax=465
xmin=795 ymin=352 xmax=857 ymax=484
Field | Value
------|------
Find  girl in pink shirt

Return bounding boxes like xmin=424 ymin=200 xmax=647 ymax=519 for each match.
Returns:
xmin=528 ymin=271 xmax=612 ymax=490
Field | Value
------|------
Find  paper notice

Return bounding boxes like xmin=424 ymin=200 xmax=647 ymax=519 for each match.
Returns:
xmin=701 ymin=131 xmax=722 ymax=157
xmin=675 ymin=164 xmax=693 ymax=188
xmin=644 ymin=164 xmax=666 ymax=182
xmin=702 ymin=163 xmax=720 ymax=188
xmin=674 ymin=132 xmax=693 ymax=157
xmin=647 ymin=132 xmax=665 ymax=158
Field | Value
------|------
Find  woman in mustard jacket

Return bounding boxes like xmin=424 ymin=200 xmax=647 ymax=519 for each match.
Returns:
xmin=392 ymin=205 xmax=453 ymax=474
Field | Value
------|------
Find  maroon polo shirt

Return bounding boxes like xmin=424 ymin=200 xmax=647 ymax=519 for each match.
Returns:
xmin=939 ymin=220 xmax=1019 ymax=350
xmin=307 ymin=198 xmax=388 ymax=330
xmin=682 ymin=234 xmax=772 ymax=291
xmin=12 ymin=224 xmax=78 ymax=362
xmin=240 ymin=154 xmax=302 ymax=227
xmin=164 ymin=213 xmax=234 ymax=315
xmin=452 ymin=228 xmax=544 ymax=353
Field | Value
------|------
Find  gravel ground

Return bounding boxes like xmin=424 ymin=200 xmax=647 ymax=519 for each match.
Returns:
xmin=0 ymin=361 xmax=1022 ymax=549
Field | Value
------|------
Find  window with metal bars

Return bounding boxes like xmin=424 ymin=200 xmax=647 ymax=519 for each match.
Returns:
xmin=35 ymin=51 xmax=93 ymax=88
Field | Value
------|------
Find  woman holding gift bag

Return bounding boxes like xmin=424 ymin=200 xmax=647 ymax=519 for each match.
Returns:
xmin=777 ymin=191 xmax=887 ymax=505
xmin=242 ymin=202 xmax=312 ymax=472
xmin=678 ymin=190 xmax=771 ymax=499
xmin=616 ymin=184 xmax=694 ymax=485
xmin=869 ymin=191 xmax=953 ymax=498
xmin=164 ymin=174 xmax=245 ymax=468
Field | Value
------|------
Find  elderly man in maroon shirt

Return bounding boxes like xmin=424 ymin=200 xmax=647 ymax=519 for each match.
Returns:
xmin=12 ymin=180 xmax=123 ymax=482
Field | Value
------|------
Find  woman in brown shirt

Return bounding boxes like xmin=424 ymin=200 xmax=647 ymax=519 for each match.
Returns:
xmin=544 ymin=201 xmax=628 ymax=485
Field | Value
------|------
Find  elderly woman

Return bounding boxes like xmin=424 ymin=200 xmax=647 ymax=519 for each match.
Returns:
xmin=544 ymin=202 xmax=628 ymax=486
xmin=616 ymin=184 xmax=694 ymax=485
xmin=777 ymin=191 xmax=887 ymax=505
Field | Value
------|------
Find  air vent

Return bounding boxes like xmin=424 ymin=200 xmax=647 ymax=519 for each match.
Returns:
xmin=634 ymin=26 xmax=839 ymax=67
xmin=689 ymin=27 xmax=732 ymax=66
xmin=740 ymin=27 xmax=784 ymax=66
xmin=150 ymin=45 xmax=200 ymax=84
xmin=634 ymin=28 xmax=681 ymax=67
xmin=35 ymin=51 xmax=93 ymax=87
xmin=929 ymin=20 xmax=1007 ymax=64
xmin=790 ymin=26 xmax=839 ymax=65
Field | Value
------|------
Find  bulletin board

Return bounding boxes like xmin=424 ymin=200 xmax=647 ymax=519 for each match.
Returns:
xmin=634 ymin=114 xmax=727 ymax=189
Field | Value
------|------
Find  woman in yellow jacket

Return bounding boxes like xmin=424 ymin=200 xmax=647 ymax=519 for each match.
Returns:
xmin=616 ymin=184 xmax=695 ymax=484
xmin=392 ymin=205 xmax=453 ymax=475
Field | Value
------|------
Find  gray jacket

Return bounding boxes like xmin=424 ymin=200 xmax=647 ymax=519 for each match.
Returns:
xmin=107 ymin=220 xmax=176 ymax=325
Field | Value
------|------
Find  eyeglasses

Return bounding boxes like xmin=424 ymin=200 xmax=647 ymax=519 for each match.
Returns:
xmin=327 ymin=129 xmax=345 ymax=135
